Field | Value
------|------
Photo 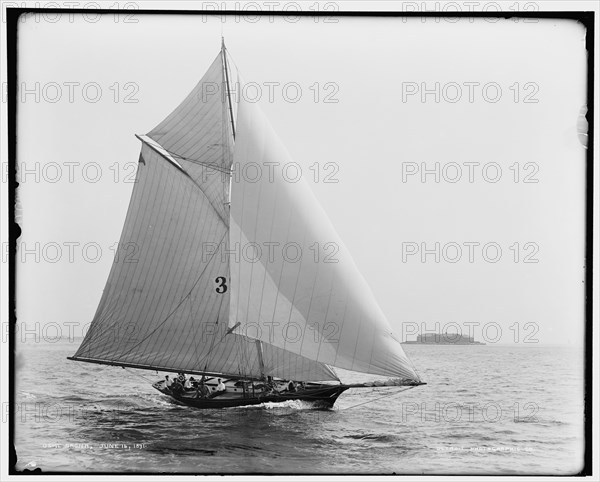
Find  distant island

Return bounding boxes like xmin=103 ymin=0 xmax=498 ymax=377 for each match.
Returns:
xmin=402 ymin=333 xmax=485 ymax=345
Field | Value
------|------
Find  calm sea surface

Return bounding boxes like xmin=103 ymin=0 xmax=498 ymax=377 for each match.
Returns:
xmin=13 ymin=339 xmax=584 ymax=474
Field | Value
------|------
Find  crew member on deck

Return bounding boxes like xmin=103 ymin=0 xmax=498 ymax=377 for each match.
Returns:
xmin=196 ymin=381 xmax=210 ymax=398
xmin=216 ymin=378 xmax=226 ymax=392
xmin=287 ymin=381 xmax=296 ymax=392
xmin=171 ymin=377 xmax=184 ymax=395
xmin=266 ymin=376 xmax=278 ymax=395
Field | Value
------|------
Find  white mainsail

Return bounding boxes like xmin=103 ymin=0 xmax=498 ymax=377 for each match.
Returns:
xmin=71 ymin=48 xmax=338 ymax=383
xmin=72 ymin=141 xmax=337 ymax=382
xmin=72 ymin=42 xmax=419 ymax=384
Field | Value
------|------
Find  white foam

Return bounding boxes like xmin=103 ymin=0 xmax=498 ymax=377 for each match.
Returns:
xmin=235 ymin=399 xmax=321 ymax=411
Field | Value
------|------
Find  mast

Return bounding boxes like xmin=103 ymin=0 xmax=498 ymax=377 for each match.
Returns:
xmin=255 ymin=340 xmax=265 ymax=378
xmin=222 ymin=37 xmax=236 ymax=140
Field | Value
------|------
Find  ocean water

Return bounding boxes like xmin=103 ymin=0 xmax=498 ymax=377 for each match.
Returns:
xmin=13 ymin=339 xmax=584 ymax=474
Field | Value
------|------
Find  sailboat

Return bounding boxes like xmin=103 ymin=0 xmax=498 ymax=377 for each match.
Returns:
xmin=68 ymin=40 xmax=425 ymax=409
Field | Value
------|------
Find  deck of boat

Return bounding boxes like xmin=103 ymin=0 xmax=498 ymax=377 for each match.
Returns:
xmin=152 ymin=378 xmax=349 ymax=409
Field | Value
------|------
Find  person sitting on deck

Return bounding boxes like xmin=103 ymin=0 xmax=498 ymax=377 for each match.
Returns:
xmin=287 ymin=380 xmax=296 ymax=392
xmin=216 ymin=378 xmax=226 ymax=393
xmin=195 ymin=381 xmax=210 ymax=399
xmin=185 ymin=377 xmax=195 ymax=390
xmin=171 ymin=377 xmax=184 ymax=395
xmin=266 ymin=376 xmax=279 ymax=395
xmin=164 ymin=375 xmax=172 ymax=389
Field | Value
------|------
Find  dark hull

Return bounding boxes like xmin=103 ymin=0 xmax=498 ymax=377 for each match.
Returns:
xmin=153 ymin=382 xmax=349 ymax=409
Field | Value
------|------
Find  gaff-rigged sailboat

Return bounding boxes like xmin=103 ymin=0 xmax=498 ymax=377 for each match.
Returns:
xmin=68 ymin=40 xmax=425 ymax=409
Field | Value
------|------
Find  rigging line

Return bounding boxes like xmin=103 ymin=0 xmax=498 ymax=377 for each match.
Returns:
xmin=409 ymin=360 xmax=423 ymax=383
xmin=327 ymin=365 xmax=340 ymax=382
xmin=111 ymin=230 xmax=228 ymax=361
xmin=396 ymin=341 xmax=422 ymax=382
xmin=389 ymin=332 xmax=421 ymax=381
xmin=202 ymin=316 xmax=218 ymax=372
xmin=124 ymin=367 xmax=158 ymax=384
xmin=225 ymin=52 xmax=242 ymax=83
xmin=138 ymin=136 xmax=229 ymax=227
xmin=194 ymin=303 xmax=243 ymax=373
xmin=222 ymin=42 xmax=236 ymax=140
xmin=198 ymin=293 xmax=225 ymax=371
xmin=166 ymin=151 xmax=232 ymax=174
xmin=401 ymin=340 xmax=423 ymax=382
xmin=342 ymin=386 xmax=416 ymax=411
xmin=189 ymin=295 xmax=203 ymax=368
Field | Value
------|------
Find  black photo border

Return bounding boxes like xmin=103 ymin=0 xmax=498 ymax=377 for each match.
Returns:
xmin=5 ymin=6 xmax=595 ymax=477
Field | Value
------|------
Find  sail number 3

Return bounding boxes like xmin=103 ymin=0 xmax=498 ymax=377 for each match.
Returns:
xmin=215 ymin=277 xmax=228 ymax=294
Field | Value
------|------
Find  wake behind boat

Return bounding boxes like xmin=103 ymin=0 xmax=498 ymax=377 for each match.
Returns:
xmin=68 ymin=39 xmax=425 ymax=409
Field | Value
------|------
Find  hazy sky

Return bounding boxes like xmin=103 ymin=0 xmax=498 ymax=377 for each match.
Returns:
xmin=8 ymin=10 xmax=588 ymax=346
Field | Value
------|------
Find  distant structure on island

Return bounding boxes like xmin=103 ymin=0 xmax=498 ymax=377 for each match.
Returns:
xmin=403 ymin=333 xmax=486 ymax=345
